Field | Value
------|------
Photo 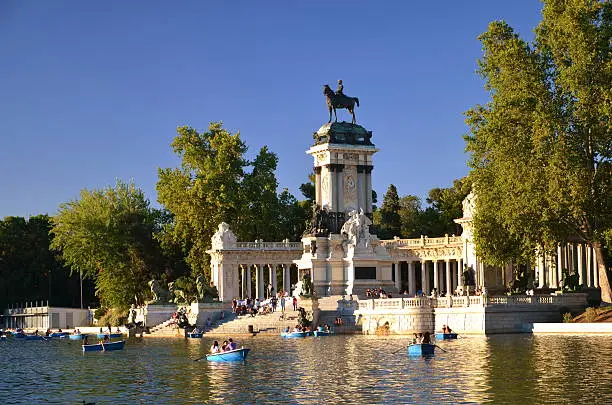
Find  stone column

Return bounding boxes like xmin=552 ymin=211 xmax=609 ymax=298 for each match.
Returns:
xmin=433 ymin=260 xmax=439 ymax=292
xmin=557 ymin=245 xmax=567 ymax=288
xmin=394 ymin=261 xmax=401 ymax=291
xmin=239 ymin=265 xmax=245 ymax=299
xmin=577 ymin=244 xmax=586 ymax=287
xmin=315 ymin=167 xmax=322 ymax=207
xmin=329 ymin=165 xmax=337 ymax=212
xmin=457 ymin=259 xmax=463 ymax=289
xmin=272 ymin=264 xmax=278 ymax=294
xmin=256 ymin=264 xmax=265 ymax=300
xmin=546 ymin=256 xmax=559 ymax=288
xmin=586 ymin=246 xmax=593 ymax=288
xmin=283 ymin=264 xmax=290 ymax=294
xmin=421 ymin=261 xmax=428 ymax=295
xmin=537 ymin=253 xmax=546 ymax=288
xmin=445 ymin=259 xmax=452 ymax=296
xmin=336 ymin=166 xmax=344 ymax=214
xmin=357 ymin=167 xmax=365 ymax=212
xmin=245 ymin=265 xmax=252 ymax=299
xmin=408 ymin=261 xmax=416 ymax=296
xmin=365 ymin=167 xmax=373 ymax=214
xmin=593 ymin=248 xmax=599 ymax=288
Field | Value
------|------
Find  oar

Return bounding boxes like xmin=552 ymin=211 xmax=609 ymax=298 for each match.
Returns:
xmin=193 ymin=354 xmax=208 ymax=362
xmin=392 ymin=345 xmax=410 ymax=354
xmin=434 ymin=344 xmax=447 ymax=352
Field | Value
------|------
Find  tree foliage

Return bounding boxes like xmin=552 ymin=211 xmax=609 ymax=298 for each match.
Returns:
xmin=465 ymin=0 xmax=612 ymax=301
xmin=377 ymin=184 xmax=402 ymax=239
xmin=50 ymin=180 xmax=163 ymax=308
xmin=0 ymin=215 xmax=95 ymax=310
xmin=157 ymin=122 xmax=307 ymax=282
xmin=374 ymin=179 xmax=468 ymax=238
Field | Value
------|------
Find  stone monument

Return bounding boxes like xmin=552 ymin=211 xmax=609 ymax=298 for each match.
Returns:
xmin=294 ymin=81 xmax=395 ymax=297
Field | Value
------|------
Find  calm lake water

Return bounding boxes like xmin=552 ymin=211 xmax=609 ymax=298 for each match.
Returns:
xmin=2 ymin=334 xmax=612 ymax=404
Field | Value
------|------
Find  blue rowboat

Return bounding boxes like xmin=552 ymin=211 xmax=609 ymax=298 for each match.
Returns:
xmin=96 ymin=333 xmax=123 ymax=339
xmin=435 ymin=332 xmax=458 ymax=340
xmin=281 ymin=331 xmax=312 ymax=338
xmin=69 ymin=334 xmax=87 ymax=340
xmin=49 ymin=332 xmax=69 ymax=338
xmin=206 ymin=348 xmax=250 ymax=362
xmin=25 ymin=335 xmax=46 ymax=341
xmin=0 ymin=335 xmax=6 ymax=341
xmin=13 ymin=332 xmax=26 ymax=339
xmin=313 ymin=330 xmax=334 ymax=337
xmin=187 ymin=332 xmax=203 ymax=338
xmin=82 ymin=340 xmax=125 ymax=352
xmin=408 ymin=343 xmax=436 ymax=356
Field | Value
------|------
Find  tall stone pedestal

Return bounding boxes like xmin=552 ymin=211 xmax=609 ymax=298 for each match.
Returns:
xmin=294 ymin=233 xmax=396 ymax=298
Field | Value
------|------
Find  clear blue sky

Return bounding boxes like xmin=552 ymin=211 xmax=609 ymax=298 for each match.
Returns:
xmin=0 ymin=1 xmax=543 ymax=218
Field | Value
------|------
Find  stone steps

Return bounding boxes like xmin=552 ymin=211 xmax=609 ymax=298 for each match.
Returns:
xmin=204 ymin=310 xmax=301 ymax=335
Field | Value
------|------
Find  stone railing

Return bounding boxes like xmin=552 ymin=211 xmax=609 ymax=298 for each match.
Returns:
xmin=357 ymin=297 xmax=433 ymax=311
xmin=4 ymin=304 xmax=49 ymax=316
xmin=355 ymin=293 xmax=587 ymax=311
xmin=234 ymin=241 xmax=303 ymax=250
xmin=380 ymin=235 xmax=462 ymax=248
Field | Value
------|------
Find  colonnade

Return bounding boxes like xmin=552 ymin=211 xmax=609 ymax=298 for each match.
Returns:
xmin=535 ymin=243 xmax=600 ymax=289
xmin=238 ymin=263 xmax=297 ymax=300
xmin=391 ymin=258 xmax=464 ymax=296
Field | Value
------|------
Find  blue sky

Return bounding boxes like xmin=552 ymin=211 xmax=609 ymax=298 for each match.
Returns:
xmin=0 ymin=1 xmax=543 ymax=218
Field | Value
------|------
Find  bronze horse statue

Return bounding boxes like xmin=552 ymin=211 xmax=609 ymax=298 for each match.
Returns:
xmin=323 ymin=85 xmax=360 ymax=124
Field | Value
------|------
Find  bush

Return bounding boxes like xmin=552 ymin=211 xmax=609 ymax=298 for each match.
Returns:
xmin=98 ymin=307 xmax=128 ymax=327
xmin=94 ymin=307 xmax=107 ymax=320
xmin=585 ymin=307 xmax=599 ymax=323
xmin=562 ymin=312 xmax=573 ymax=323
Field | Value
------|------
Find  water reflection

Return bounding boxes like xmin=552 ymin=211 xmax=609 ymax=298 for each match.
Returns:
xmin=1 ymin=334 xmax=611 ymax=404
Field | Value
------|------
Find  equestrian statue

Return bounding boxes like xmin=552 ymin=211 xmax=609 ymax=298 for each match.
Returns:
xmin=323 ymin=79 xmax=360 ymax=124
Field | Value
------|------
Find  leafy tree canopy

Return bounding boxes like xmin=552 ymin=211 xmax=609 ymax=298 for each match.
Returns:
xmin=465 ymin=0 xmax=611 ymax=301
xmin=50 ymin=180 xmax=163 ymax=308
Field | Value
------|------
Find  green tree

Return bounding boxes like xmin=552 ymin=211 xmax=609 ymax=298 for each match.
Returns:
xmin=51 ymin=180 xmax=162 ymax=308
xmin=426 ymin=178 xmax=470 ymax=235
xmin=242 ymin=146 xmax=281 ymax=241
xmin=376 ymin=184 xmax=402 ymax=239
xmin=0 ymin=215 xmax=94 ymax=310
xmin=157 ymin=123 xmax=248 ymax=278
xmin=157 ymin=122 xmax=304 ymax=282
xmin=398 ymin=195 xmax=423 ymax=238
xmin=465 ymin=1 xmax=612 ymax=301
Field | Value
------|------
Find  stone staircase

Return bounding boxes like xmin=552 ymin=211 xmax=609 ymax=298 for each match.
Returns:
xmin=146 ymin=319 xmax=182 ymax=337
xmin=204 ymin=309 xmax=302 ymax=335
xmin=144 ymin=296 xmax=364 ymax=336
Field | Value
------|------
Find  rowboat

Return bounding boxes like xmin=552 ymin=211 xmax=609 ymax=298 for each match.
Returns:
xmin=49 ymin=332 xmax=69 ymax=338
xmin=0 ymin=335 xmax=6 ymax=341
xmin=69 ymin=334 xmax=88 ymax=340
xmin=13 ymin=332 xmax=26 ymax=339
xmin=82 ymin=340 xmax=125 ymax=352
xmin=206 ymin=348 xmax=250 ymax=362
xmin=96 ymin=333 xmax=123 ymax=339
xmin=313 ymin=330 xmax=334 ymax=337
xmin=408 ymin=343 xmax=436 ymax=356
xmin=281 ymin=331 xmax=312 ymax=338
xmin=25 ymin=335 xmax=47 ymax=341
xmin=187 ymin=332 xmax=203 ymax=338
xmin=435 ymin=332 xmax=458 ymax=340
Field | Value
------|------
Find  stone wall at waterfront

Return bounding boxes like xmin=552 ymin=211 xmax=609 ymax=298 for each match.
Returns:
xmin=354 ymin=294 xmax=588 ymax=335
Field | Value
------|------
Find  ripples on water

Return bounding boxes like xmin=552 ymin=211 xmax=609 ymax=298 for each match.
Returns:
xmin=2 ymin=334 xmax=611 ymax=404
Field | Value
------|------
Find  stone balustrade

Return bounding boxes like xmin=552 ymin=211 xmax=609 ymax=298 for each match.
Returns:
xmin=356 ymin=293 xmax=587 ymax=311
xmin=380 ymin=235 xmax=462 ymax=248
xmin=234 ymin=241 xmax=303 ymax=250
